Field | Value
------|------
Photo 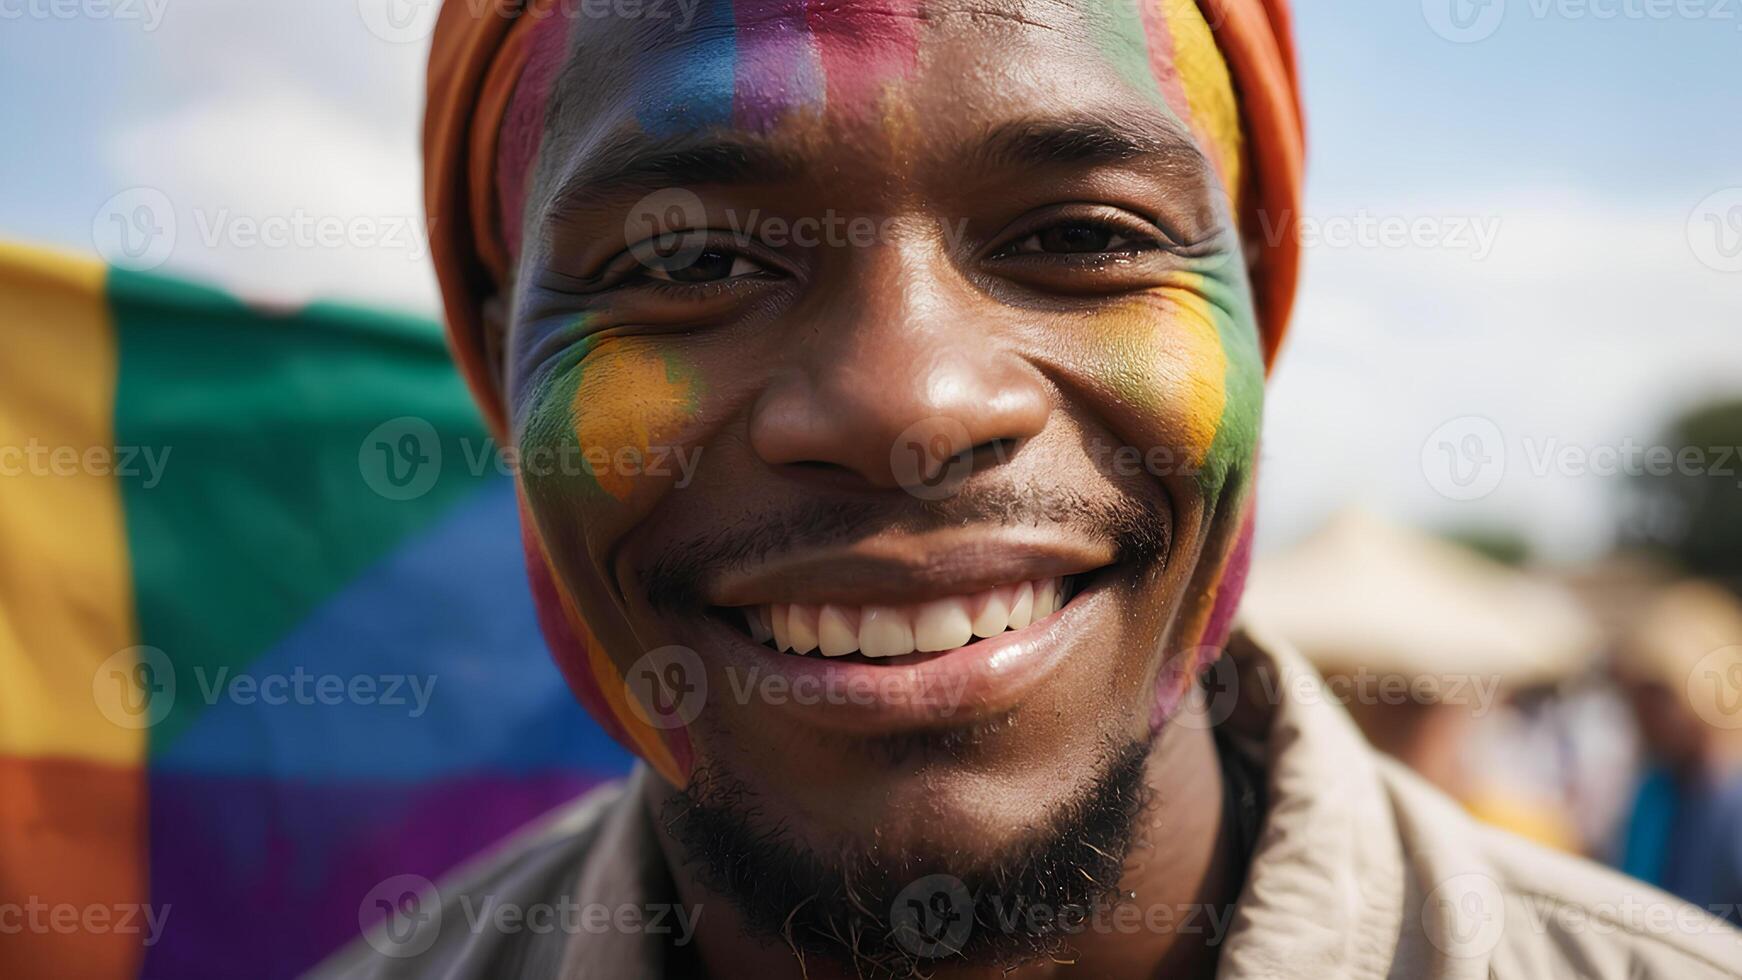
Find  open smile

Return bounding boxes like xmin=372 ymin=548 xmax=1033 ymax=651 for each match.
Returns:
xmin=681 ymin=529 xmax=1129 ymax=733
xmin=727 ymin=574 xmax=1090 ymax=661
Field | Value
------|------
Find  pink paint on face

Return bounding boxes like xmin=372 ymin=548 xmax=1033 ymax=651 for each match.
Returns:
xmin=805 ymin=0 xmax=923 ymax=114
xmin=733 ymin=0 xmax=828 ymax=130
xmin=1199 ymin=504 xmax=1256 ymax=655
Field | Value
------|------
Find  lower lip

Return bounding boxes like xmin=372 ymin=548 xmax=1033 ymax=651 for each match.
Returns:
xmin=688 ymin=586 xmax=1109 ymax=735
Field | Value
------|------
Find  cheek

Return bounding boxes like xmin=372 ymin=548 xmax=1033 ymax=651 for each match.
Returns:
xmin=518 ymin=340 xmax=704 ymax=511
xmin=512 ymin=342 xmax=708 ymax=787
xmin=1083 ymin=275 xmax=1264 ymax=498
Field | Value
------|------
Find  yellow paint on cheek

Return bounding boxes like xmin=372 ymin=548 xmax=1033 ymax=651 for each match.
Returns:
xmin=1095 ymin=277 xmax=1228 ymax=470
xmin=570 ymin=343 xmax=699 ymax=502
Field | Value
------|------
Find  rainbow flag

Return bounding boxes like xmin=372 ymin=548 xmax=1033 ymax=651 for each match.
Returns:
xmin=0 ymin=242 xmax=632 ymax=979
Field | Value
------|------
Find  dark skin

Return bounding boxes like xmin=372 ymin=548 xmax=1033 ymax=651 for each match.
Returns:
xmin=493 ymin=3 xmax=1264 ymax=976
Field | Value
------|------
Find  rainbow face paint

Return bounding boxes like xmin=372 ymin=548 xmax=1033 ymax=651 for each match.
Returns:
xmin=499 ymin=0 xmax=1265 ymax=784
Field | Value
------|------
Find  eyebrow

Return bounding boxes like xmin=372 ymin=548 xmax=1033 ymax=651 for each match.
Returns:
xmin=545 ymin=111 xmax=1208 ymax=220
xmin=546 ymin=131 xmax=806 ymax=216
xmin=971 ymin=113 xmax=1209 ymax=173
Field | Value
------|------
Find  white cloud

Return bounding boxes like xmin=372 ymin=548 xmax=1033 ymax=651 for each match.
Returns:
xmin=1259 ymin=190 xmax=1742 ymax=560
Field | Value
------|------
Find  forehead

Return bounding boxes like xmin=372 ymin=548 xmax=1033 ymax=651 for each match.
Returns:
xmin=527 ymin=0 xmax=1208 ymax=197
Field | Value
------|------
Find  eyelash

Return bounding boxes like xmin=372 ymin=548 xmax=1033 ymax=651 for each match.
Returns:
xmin=577 ymin=213 xmax=1173 ymax=301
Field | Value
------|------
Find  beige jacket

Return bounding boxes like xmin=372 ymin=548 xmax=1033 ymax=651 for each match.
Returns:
xmin=315 ymin=628 xmax=1742 ymax=979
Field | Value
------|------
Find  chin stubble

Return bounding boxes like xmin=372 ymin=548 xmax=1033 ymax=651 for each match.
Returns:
xmin=661 ymin=735 xmax=1157 ymax=979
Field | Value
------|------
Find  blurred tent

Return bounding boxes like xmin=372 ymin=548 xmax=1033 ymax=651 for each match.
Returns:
xmin=1244 ymin=510 xmax=1599 ymax=690
xmin=1242 ymin=509 xmax=1601 ymax=849
xmin=0 ymin=242 xmax=632 ymax=980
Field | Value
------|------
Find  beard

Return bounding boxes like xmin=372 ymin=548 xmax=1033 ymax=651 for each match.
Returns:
xmin=660 ymin=735 xmax=1157 ymax=979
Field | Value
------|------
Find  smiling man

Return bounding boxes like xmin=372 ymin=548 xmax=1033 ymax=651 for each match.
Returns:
xmin=321 ymin=1 xmax=1742 ymax=977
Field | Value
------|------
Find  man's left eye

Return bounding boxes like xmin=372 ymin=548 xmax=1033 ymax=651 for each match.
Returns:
xmin=641 ymin=249 xmax=764 ymax=283
xmin=1008 ymin=222 xmax=1142 ymax=256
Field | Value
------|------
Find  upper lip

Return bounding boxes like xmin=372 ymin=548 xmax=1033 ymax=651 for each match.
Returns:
xmin=704 ymin=525 xmax=1117 ymax=608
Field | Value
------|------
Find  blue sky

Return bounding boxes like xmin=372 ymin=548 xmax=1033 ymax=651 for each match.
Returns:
xmin=4 ymin=0 xmax=1740 ymax=558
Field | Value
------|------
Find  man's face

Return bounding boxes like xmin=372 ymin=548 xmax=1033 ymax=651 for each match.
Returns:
xmin=504 ymin=0 xmax=1260 ymax=891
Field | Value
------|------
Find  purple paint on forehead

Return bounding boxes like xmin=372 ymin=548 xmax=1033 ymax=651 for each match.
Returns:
xmin=496 ymin=13 xmax=572 ymax=263
xmin=732 ymin=0 xmax=826 ymax=130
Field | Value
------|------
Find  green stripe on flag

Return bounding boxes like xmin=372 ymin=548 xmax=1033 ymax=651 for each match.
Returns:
xmin=108 ymin=267 xmax=499 ymax=751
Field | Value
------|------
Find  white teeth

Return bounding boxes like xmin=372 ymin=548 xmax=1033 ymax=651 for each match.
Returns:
xmin=745 ymin=607 xmax=773 ymax=644
xmin=970 ymin=587 xmax=1012 ymax=638
xmin=1035 ymin=578 xmax=1059 ymax=620
xmin=771 ymin=603 xmax=791 ymax=652
xmin=859 ymin=605 xmax=915 ymax=658
xmin=914 ymin=597 xmax=973 ymax=653
xmin=787 ymin=604 xmax=820 ymax=655
xmin=818 ymin=604 xmax=860 ymax=657
xmin=750 ymin=577 xmax=1070 ymax=657
xmin=1008 ymin=581 xmax=1035 ymax=631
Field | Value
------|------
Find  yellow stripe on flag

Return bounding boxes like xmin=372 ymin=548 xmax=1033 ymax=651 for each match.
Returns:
xmin=0 ymin=242 xmax=141 ymax=764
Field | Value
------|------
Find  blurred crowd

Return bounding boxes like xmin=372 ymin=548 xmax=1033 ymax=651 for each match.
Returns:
xmin=1247 ymin=400 xmax=1742 ymax=922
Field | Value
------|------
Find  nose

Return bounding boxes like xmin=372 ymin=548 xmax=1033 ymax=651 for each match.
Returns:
xmin=748 ymin=249 xmax=1050 ymax=492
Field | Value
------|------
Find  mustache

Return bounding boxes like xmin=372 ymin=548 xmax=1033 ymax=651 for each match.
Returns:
xmin=640 ymin=481 xmax=1170 ymax=612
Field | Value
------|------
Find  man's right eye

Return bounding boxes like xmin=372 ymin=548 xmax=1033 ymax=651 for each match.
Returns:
xmin=1007 ymin=222 xmax=1144 ymax=256
xmin=640 ymin=248 xmax=765 ymax=284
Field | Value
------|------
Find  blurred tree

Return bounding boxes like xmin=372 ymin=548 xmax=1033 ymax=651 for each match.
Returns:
xmin=1622 ymin=398 xmax=1742 ymax=591
xmin=1439 ymin=526 xmax=1533 ymax=567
